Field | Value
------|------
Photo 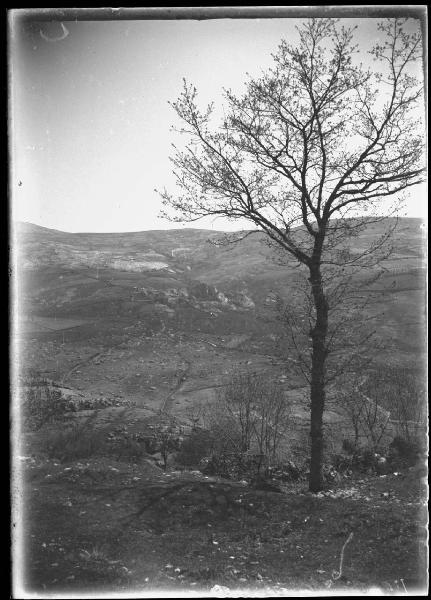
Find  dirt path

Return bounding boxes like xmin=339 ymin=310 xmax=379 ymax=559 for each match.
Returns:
xmin=160 ymin=358 xmax=192 ymax=415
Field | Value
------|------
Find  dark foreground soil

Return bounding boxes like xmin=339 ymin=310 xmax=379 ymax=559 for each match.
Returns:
xmin=13 ymin=453 xmax=427 ymax=596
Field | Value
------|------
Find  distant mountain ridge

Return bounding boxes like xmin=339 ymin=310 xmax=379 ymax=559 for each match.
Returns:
xmin=14 ymin=218 xmax=426 ymax=367
xmin=14 ymin=217 xmax=425 ymax=290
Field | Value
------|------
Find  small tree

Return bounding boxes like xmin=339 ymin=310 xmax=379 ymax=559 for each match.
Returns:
xmin=159 ymin=18 xmax=425 ymax=491
xmin=152 ymin=423 xmax=182 ymax=470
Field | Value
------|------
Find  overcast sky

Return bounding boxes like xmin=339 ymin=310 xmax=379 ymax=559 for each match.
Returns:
xmin=10 ymin=12 xmax=426 ymax=233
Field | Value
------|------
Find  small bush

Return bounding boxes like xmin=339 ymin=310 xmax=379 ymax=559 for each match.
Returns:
xmin=151 ymin=424 xmax=183 ymax=470
xmin=342 ymin=438 xmax=357 ymax=455
xmin=357 ymin=447 xmax=376 ymax=470
xmin=175 ymin=427 xmax=216 ymax=467
xmin=104 ymin=428 xmax=153 ymax=462
xmin=111 ymin=436 xmax=145 ymax=462
xmin=201 ymin=451 xmax=269 ymax=480
xmin=331 ymin=445 xmax=387 ymax=475
xmin=388 ymin=436 xmax=420 ymax=466
xmin=24 ymin=384 xmax=69 ymax=431
xmin=66 ymin=396 xmax=136 ymax=411
xmin=331 ymin=452 xmax=353 ymax=473
xmin=322 ymin=463 xmax=341 ymax=483
xmin=44 ymin=423 xmax=105 ymax=462
xmin=142 ymin=436 xmax=159 ymax=455
xmin=267 ymin=460 xmax=303 ymax=482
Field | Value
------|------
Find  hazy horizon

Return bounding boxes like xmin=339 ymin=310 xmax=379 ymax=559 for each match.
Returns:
xmin=14 ymin=214 xmax=426 ymax=237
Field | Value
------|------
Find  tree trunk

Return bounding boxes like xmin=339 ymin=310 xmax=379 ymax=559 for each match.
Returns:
xmin=308 ymin=261 xmax=329 ymax=493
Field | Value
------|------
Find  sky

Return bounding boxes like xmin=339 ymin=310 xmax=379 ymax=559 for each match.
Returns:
xmin=9 ymin=11 xmax=427 ymax=233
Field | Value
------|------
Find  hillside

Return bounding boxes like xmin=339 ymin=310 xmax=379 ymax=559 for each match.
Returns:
xmin=12 ymin=219 xmax=427 ymax=595
xmin=12 ymin=218 xmax=425 ymax=435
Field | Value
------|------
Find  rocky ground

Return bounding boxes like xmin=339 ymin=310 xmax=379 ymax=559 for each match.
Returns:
xmin=15 ymin=450 xmax=427 ymax=596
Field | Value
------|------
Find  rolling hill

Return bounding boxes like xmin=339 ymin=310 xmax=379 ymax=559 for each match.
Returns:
xmin=12 ymin=218 xmax=426 ymax=436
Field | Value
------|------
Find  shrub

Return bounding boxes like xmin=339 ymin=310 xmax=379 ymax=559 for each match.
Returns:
xmin=202 ymin=455 xmax=305 ymax=483
xmin=388 ymin=435 xmax=420 ymax=466
xmin=200 ymin=450 xmax=273 ymax=480
xmin=44 ymin=423 xmax=106 ymax=462
xmin=142 ymin=435 xmax=159 ymax=455
xmin=110 ymin=436 xmax=145 ymax=463
xmin=331 ymin=452 xmax=354 ymax=473
xmin=175 ymin=427 xmax=216 ymax=467
xmin=200 ymin=451 xmax=256 ymax=480
xmin=23 ymin=384 xmax=69 ymax=431
xmin=342 ymin=438 xmax=357 ymax=455
xmin=267 ymin=460 xmax=303 ymax=482
xmin=331 ymin=445 xmax=386 ymax=475
xmin=356 ymin=447 xmax=376 ymax=470
xmin=150 ymin=423 xmax=183 ymax=470
xmin=66 ymin=396 xmax=136 ymax=411
xmin=322 ymin=463 xmax=341 ymax=483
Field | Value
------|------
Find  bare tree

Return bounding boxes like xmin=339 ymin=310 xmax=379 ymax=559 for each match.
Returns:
xmin=159 ymin=18 xmax=425 ymax=491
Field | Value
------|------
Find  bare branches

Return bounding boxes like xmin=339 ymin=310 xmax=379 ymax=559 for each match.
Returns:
xmin=326 ymin=19 xmax=425 ymax=217
xmin=160 ymin=18 xmax=424 ymax=269
xmin=209 ymin=370 xmax=292 ymax=466
xmin=158 ymin=18 xmax=424 ymax=492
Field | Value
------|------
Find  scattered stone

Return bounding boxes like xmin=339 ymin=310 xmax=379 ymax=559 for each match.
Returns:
xmin=210 ymin=584 xmax=231 ymax=596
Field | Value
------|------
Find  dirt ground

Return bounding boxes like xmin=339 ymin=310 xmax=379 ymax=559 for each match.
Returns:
xmin=14 ymin=449 xmax=427 ymax=597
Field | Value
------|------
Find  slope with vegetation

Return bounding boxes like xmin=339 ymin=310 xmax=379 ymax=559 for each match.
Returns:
xmin=13 ymin=219 xmax=427 ymax=594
